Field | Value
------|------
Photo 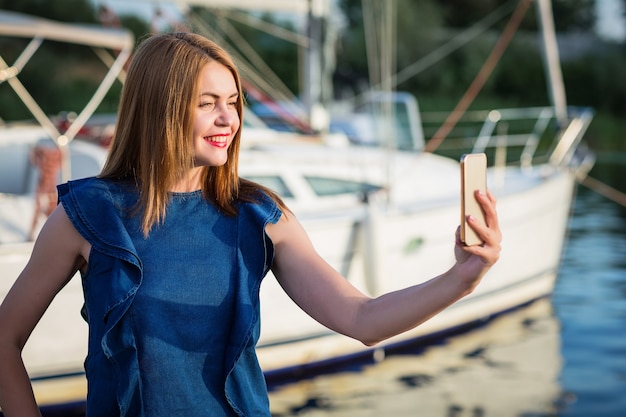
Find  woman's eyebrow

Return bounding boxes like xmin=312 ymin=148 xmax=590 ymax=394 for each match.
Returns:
xmin=199 ymin=92 xmax=239 ymax=99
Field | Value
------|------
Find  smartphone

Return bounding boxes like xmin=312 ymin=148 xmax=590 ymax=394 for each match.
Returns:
xmin=460 ymin=153 xmax=487 ymax=246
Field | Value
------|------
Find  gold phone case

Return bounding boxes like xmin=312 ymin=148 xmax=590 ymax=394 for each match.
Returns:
xmin=460 ymin=153 xmax=487 ymax=246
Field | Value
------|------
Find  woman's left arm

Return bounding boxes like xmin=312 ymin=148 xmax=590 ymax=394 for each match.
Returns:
xmin=267 ymin=190 xmax=501 ymax=346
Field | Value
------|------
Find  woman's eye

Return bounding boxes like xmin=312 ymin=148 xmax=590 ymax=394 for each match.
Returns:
xmin=200 ymin=102 xmax=215 ymax=108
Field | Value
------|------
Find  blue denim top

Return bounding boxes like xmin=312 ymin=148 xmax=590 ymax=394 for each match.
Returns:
xmin=57 ymin=177 xmax=282 ymax=417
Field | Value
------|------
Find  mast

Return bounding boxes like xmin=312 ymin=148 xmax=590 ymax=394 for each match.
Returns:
xmin=535 ymin=0 xmax=568 ymax=126
xmin=302 ymin=0 xmax=332 ymax=132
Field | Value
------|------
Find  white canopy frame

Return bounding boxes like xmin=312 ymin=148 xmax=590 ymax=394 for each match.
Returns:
xmin=0 ymin=11 xmax=134 ymax=179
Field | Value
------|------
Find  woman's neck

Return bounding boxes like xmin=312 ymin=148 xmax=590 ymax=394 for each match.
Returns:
xmin=170 ymin=168 xmax=203 ymax=192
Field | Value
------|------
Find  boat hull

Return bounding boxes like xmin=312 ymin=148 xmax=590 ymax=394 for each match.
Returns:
xmin=0 ymin=134 xmax=578 ymax=409
xmin=257 ymin=166 xmax=576 ymax=378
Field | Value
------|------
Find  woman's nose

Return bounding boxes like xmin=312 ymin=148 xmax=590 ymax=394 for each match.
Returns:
xmin=216 ymin=106 xmax=237 ymax=126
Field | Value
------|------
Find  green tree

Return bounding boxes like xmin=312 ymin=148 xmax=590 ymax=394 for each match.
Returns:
xmin=437 ymin=0 xmax=595 ymax=31
xmin=0 ymin=0 xmax=145 ymax=121
xmin=334 ymin=0 xmax=600 ymax=106
xmin=0 ymin=0 xmax=97 ymax=23
xmin=118 ymin=15 xmax=150 ymax=45
xmin=336 ymin=0 xmax=443 ymax=97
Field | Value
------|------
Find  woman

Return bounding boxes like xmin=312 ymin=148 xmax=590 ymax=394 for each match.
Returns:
xmin=0 ymin=32 xmax=501 ymax=417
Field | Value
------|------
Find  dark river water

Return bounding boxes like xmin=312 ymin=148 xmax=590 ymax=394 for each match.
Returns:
xmin=268 ymin=156 xmax=626 ymax=417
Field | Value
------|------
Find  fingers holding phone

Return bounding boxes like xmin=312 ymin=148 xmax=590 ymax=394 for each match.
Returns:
xmin=458 ymin=154 xmax=501 ymax=272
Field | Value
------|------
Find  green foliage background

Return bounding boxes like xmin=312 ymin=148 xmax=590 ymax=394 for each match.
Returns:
xmin=0 ymin=0 xmax=624 ymax=150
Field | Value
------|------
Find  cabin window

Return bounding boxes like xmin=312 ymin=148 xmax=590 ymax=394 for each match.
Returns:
xmin=304 ymin=176 xmax=381 ymax=197
xmin=246 ymin=175 xmax=294 ymax=198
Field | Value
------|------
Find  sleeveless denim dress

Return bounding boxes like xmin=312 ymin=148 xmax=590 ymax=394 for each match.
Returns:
xmin=57 ymin=177 xmax=282 ymax=417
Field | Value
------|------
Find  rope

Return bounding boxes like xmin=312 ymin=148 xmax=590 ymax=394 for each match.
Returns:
xmin=424 ymin=0 xmax=532 ymax=153
xmin=581 ymin=175 xmax=626 ymax=207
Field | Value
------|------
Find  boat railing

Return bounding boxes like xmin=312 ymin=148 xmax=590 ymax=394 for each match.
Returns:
xmin=421 ymin=105 xmax=594 ymax=171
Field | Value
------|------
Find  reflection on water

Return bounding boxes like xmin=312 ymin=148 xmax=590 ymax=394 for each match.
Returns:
xmin=269 ymin=298 xmax=567 ymax=417
xmin=552 ymin=166 xmax=626 ymax=417
xmin=269 ymin=158 xmax=626 ymax=417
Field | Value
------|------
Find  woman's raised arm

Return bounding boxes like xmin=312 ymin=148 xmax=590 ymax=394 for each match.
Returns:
xmin=267 ymin=190 xmax=501 ymax=346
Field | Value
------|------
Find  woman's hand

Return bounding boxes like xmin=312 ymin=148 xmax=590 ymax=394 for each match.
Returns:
xmin=453 ymin=190 xmax=502 ymax=287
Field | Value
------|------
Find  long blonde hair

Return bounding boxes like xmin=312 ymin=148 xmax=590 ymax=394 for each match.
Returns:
xmin=100 ymin=32 xmax=283 ymax=236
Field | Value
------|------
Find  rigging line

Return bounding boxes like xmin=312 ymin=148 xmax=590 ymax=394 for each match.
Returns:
xmin=424 ymin=0 xmax=532 ymax=153
xmin=345 ymin=0 xmax=516 ymax=110
xmin=381 ymin=0 xmax=397 ymax=197
xmin=188 ymin=12 xmax=296 ymax=106
xmin=188 ymin=13 xmax=306 ymax=120
xmin=225 ymin=9 xmax=309 ymax=47
xmin=380 ymin=0 xmax=396 ymax=95
xmin=240 ymin=61 xmax=309 ymax=121
xmin=394 ymin=0 xmax=517 ymax=86
xmin=580 ymin=176 xmax=626 ymax=208
xmin=362 ymin=0 xmax=381 ymax=90
xmin=237 ymin=64 xmax=310 ymax=124
xmin=212 ymin=11 xmax=299 ymax=104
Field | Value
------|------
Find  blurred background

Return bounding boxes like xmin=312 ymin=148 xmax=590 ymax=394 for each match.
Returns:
xmin=0 ymin=1 xmax=624 ymax=416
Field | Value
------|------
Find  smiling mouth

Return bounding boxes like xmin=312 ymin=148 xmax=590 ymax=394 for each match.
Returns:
xmin=205 ymin=135 xmax=229 ymax=147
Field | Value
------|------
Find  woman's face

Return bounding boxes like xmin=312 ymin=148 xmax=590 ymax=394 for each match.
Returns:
xmin=191 ymin=61 xmax=240 ymax=168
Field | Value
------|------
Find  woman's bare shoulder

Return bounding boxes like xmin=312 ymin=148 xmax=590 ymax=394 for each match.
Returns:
xmin=34 ymin=204 xmax=91 ymax=270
